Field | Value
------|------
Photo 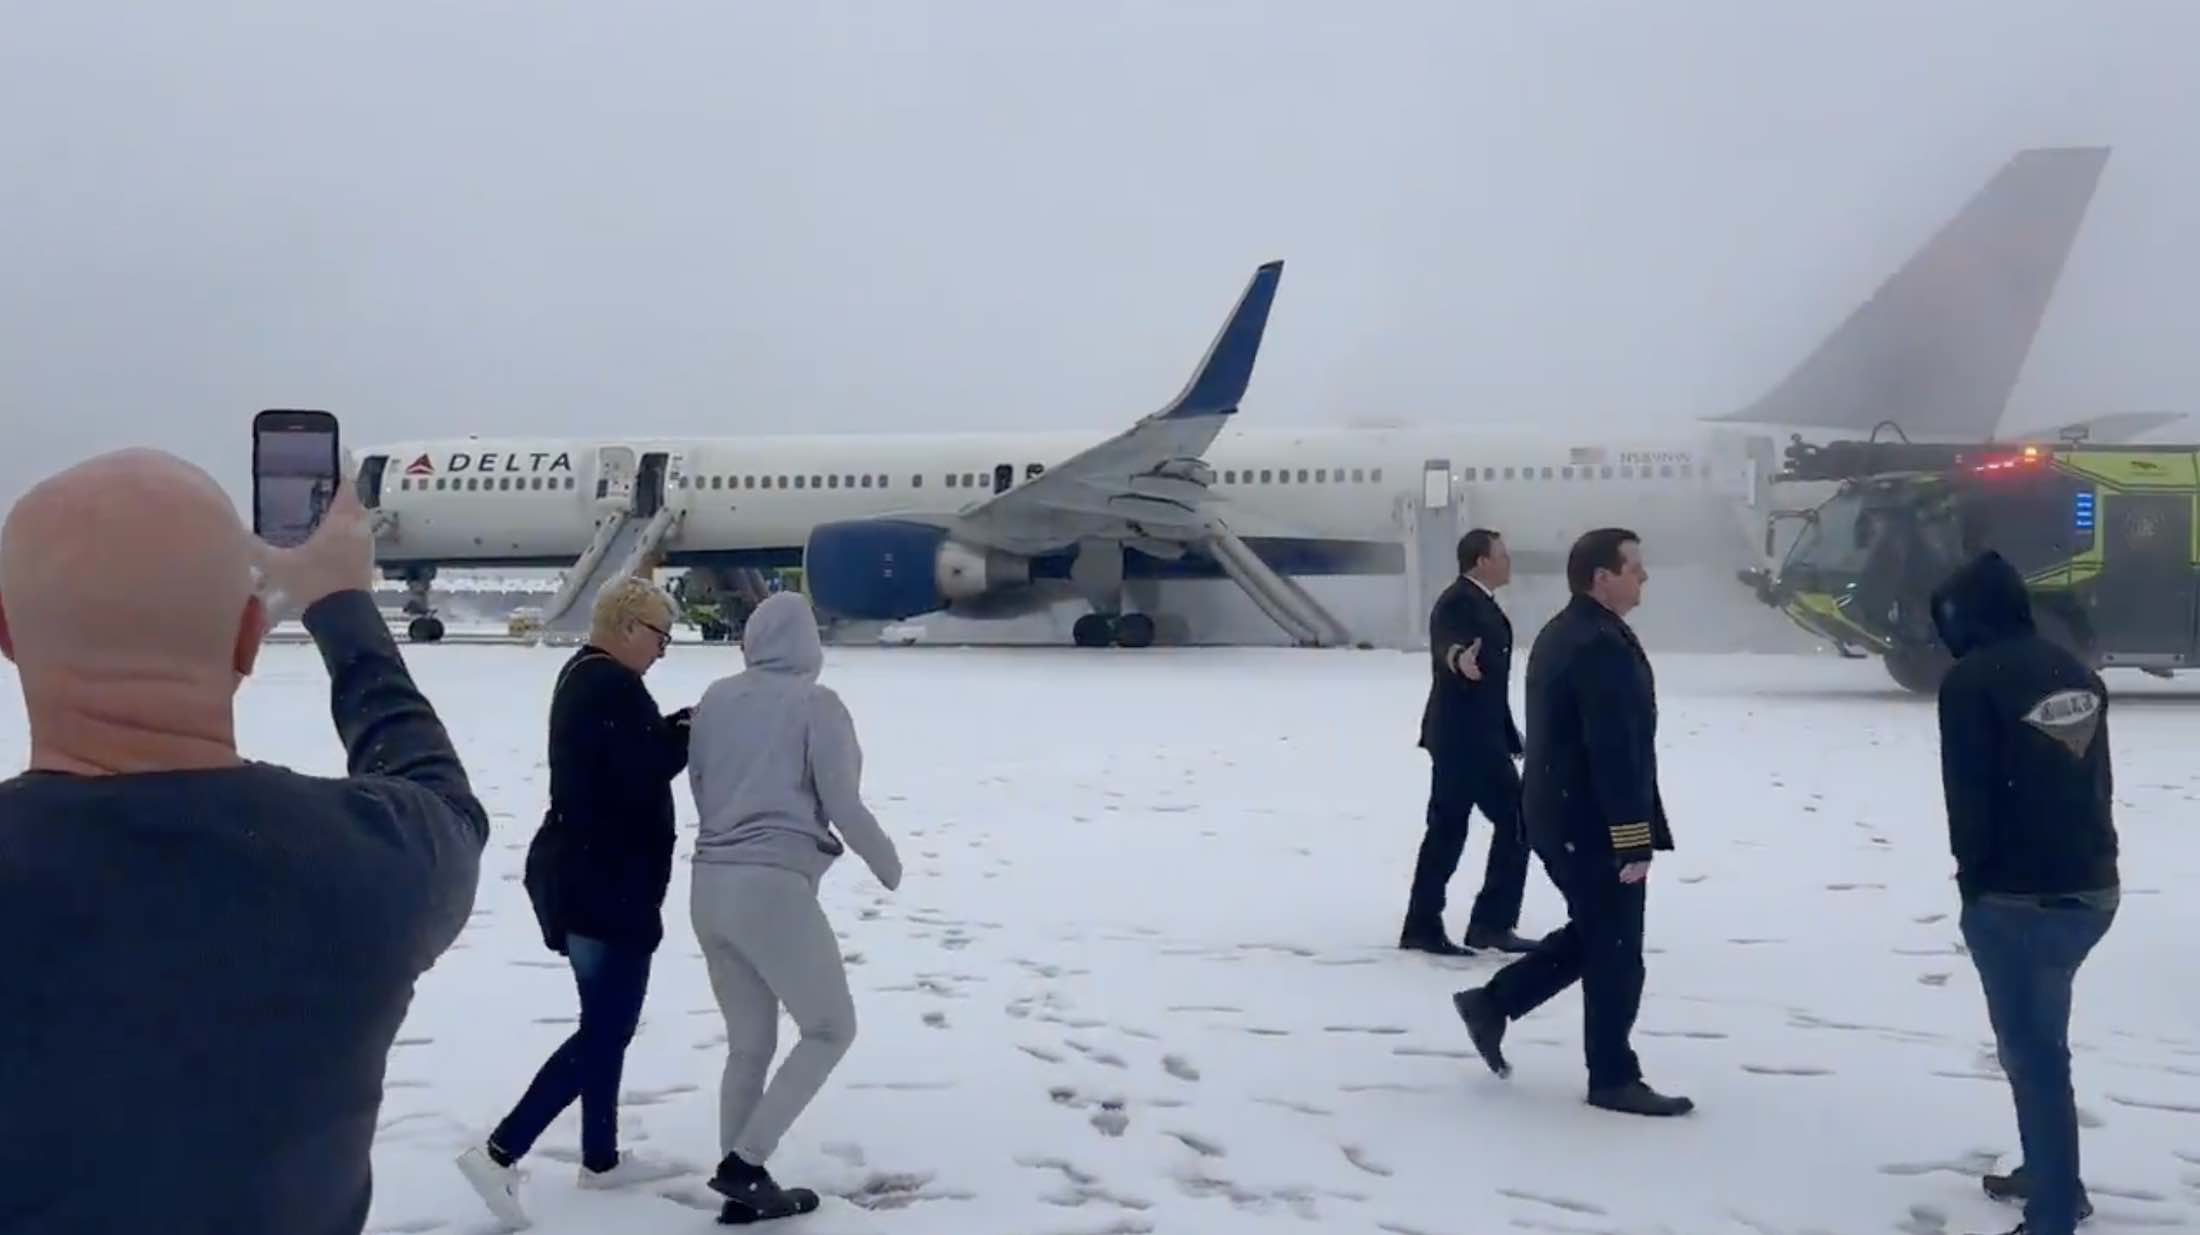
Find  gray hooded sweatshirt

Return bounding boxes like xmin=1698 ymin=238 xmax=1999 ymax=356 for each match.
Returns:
xmin=687 ymin=592 xmax=901 ymax=890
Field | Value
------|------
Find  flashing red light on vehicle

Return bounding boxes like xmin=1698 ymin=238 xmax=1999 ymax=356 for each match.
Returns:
xmin=1972 ymin=444 xmax=2046 ymax=474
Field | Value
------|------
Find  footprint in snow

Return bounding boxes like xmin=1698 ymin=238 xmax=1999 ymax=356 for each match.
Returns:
xmin=1162 ymin=1054 xmax=1201 ymax=1082
xmin=1341 ymin=1145 xmax=1391 ymax=1177
xmin=1497 ymin=1188 xmax=1609 ymax=1216
xmin=1741 ymin=1063 xmax=1835 ymax=1077
xmin=1166 ymin=1130 xmax=1226 ymax=1158
xmin=922 ymin=1011 xmax=948 ymax=1029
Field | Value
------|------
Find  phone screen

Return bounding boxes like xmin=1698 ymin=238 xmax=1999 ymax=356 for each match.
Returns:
xmin=254 ymin=412 xmax=339 ymax=548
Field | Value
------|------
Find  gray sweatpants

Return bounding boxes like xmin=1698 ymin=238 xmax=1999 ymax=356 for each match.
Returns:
xmin=690 ymin=863 xmax=856 ymax=1164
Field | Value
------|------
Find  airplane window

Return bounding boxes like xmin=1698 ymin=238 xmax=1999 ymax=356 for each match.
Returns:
xmin=811 ymin=475 xmax=823 ymax=489
xmin=1296 ymin=469 xmax=1308 ymax=483
xmin=1026 ymin=463 xmax=1044 ymax=479
xmin=1315 ymin=469 xmax=1327 ymax=483
xmin=1562 ymin=466 xmax=1574 ymax=480
xmin=1682 ymin=464 xmax=1695 ymax=478
xmin=1661 ymin=464 xmax=1675 ymax=478
xmin=795 ymin=476 xmax=806 ymax=490
xmin=1259 ymin=469 xmax=1272 ymax=483
xmin=911 ymin=475 xmax=923 ymax=488
xmin=1502 ymin=468 xmax=1515 ymax=481
xmin=1621 ymin=466 xmax=1635 ymax=479
xmin=860 ymin=474 xmax=872 ymax=489
xmin=1600 ymin=466 xmax=1613 ymax=479
xmin=946 ymin=474 xmax=958 ymax=488
xmin=1371 ymin=468 xmax=1382 ymax=483
xmin=1351 ymin=468 xmax=1364 ymax=483
xmin=827 ymin=475 xmax=839 ymax=489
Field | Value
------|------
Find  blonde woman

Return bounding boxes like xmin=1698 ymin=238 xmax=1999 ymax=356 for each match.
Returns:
xmin=686 ymin=592 xmax=901 ymax=1221
xmin=458 ymin=577 xmax=693 ymax=1224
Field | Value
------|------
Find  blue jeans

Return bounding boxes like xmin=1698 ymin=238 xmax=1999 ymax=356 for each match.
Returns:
xmin=489 ymin=933 xmax=653 ymax=1173
xmin=1960 ymin=890 xmax=2118 ymax=1235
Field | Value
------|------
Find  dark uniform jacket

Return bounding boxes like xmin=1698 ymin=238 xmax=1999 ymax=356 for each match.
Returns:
xmin=1931 ymin=550 xmax=2118 ymax=900
xmin=528 ymin=646 xmax=690 ymax=954
xmin=1521 ymin=593 xmax=1673 ymax=865
xmin=1418 ymin=575 xmax=1523 ymax=779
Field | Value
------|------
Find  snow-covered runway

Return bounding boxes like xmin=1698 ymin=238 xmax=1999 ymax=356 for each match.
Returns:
xmin=6 ymin=645 xmax=2195 ymax=1234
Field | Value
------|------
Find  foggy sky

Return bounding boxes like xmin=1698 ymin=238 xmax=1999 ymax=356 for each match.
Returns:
xmin=4 ymin=0 xmax=2196 ymax=510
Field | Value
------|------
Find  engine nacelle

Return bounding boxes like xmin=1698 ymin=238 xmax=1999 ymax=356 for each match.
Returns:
xmin=804 ymin=519 xmax=1032 ymax=620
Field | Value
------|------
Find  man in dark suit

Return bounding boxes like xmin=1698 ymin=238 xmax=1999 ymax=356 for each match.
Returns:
xmin=1450 ymin=527 xmax=1693 ymax=1117
xmin=1401 ymin=529 xmax=1537 ymax=956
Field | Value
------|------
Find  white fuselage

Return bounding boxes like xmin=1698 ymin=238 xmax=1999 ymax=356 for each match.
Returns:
xmin=360 ymin=421 xmax=1774 ymax=574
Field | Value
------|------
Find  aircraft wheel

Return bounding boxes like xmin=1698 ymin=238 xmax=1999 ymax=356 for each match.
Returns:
xmin=1072 ymin=614 xmax=1115 ymax=648
xmin=407 ymin=616 xmax=446 ymax=644
xmin=1883 ymin=645 xmax=1950 ymax=694
xmin=1114 ymin=613 xmax=1157 ymax=649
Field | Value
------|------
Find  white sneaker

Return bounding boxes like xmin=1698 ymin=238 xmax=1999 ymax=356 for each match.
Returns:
xmin=577 ymin=1149 xmax=686 ymax=1190
xmin=455 ymin=1145 xmax=530 ymax=1227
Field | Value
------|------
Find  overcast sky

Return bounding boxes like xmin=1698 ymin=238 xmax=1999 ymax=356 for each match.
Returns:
xmin=3 ymin=0 xmax=2196 ymax=509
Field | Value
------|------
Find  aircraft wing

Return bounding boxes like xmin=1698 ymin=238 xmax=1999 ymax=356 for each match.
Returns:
xmin=911 ymin=260 xmax=1283 ymax=557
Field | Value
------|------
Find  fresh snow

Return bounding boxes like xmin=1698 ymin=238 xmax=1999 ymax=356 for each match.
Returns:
xmin=4 ymin=645 xmax=2196 ymax=1234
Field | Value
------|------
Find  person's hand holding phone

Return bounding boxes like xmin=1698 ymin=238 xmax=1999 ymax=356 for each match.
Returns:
xmin=255 ymin=452 xmax=375 ymax=622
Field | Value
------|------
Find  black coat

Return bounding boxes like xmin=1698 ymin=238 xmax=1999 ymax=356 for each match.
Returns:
xmin=526 ymin=646 xmax=690 ymax=954
xmin=1521 ymin=594 xmax=1672 ymax=865
xmin=1931 ymin=550 xmax=2118 ymax=899
xmin=1418 ymin=576 xmax=1523 ymax=780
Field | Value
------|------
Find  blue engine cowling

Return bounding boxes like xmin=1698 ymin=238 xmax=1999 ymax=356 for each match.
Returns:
xmin=804 ymin=519 xmax=1031 ymax=620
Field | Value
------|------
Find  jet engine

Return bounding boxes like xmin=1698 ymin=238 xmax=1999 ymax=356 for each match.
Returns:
xmin=804 ymin=519 xmax=1033 ymax=620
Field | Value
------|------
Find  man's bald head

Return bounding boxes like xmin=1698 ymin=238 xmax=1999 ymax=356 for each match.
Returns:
xmin=0 ymin=448 xmax=263 ymax=679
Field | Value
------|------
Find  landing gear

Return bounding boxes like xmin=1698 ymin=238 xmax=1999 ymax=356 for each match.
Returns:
xmin=1072 ymin=612 xmax=1157 ymax=648
xmin=397 ymin=568 xmax=444 ymax=643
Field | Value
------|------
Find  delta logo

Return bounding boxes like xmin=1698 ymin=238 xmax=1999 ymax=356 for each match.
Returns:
xmin=404 ymin=454 xmax=435 ymax=476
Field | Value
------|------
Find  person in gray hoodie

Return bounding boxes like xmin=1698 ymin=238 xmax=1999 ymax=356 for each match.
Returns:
xmin=686 ymin=591 xmax=902 ymax=1221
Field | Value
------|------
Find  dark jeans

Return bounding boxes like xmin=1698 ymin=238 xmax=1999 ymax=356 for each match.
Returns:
xmin=1483 ymin=841 xmax=1647 ymax=1091
xmin=1404 ymin=753 xmax=1528 ymax=939
xmin=490 ymin=933 xmax=653 ymax=1173
xmin=1960 ymin=889 xmax=2118 ymax=1235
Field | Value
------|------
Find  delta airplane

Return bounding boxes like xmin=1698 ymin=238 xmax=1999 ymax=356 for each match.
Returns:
xmin=358 ymin=146 xmax=2125 ymax=647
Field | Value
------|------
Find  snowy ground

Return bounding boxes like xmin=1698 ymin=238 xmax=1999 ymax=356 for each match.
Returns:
xmin=5 ymin=644 xmax=2197 ymax=1235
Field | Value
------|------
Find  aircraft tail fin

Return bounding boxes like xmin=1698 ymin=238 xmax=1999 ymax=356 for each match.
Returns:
xmin=1709 ymin=146 xmax=2109 ymax=439
xmin=1155 ymin=260 xmax=1284 ymax=420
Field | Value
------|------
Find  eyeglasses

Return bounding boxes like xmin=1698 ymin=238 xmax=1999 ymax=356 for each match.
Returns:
xmin=638 ymin=619 xmax=671 ymax=649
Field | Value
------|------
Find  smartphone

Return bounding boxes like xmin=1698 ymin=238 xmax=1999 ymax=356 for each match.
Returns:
xmin=252 ymin=409 xmax=341 ymax=548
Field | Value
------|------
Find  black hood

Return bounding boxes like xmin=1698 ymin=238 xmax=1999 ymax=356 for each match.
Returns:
xmin=1930 ymin=549 xmax=2034 ymax=658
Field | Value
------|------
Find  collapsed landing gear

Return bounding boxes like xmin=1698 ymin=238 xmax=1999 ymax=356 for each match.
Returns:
xmin=1072 ymin=612 xmax=1157 ymax=649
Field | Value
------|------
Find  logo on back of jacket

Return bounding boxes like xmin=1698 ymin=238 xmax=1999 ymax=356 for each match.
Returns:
xmin=2022 ymin=688 xmax=2102 ymax=758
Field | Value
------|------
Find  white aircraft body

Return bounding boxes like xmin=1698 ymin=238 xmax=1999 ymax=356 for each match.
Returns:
xmin=357 ymin=146 xmax=2134 ymax=647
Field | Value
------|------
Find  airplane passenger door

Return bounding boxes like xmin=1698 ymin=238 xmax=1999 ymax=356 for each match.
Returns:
xmin=1408 ymin=458 xmax=1462 ymax=637
xmin=595 ymin=446 xmax=638 ymax=508
xmin=357 ymin=455 xmax=388 ymax=509
xmin=993 ymin=463 xmax=1015 ymax=494
xmin=634 ymin=452 xmax=670 ymax=520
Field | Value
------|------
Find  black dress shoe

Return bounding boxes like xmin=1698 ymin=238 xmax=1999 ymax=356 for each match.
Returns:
xmin=1586 ymin=1080 xmax=1694 ymax=1116
xmin=1451 ymin=987 xmax=1511 ymax=1077
xmin=1399 ymin=932 xmax=1471 ymax=956
xmin=1464 ymin=926 xmax=1538 ymax=953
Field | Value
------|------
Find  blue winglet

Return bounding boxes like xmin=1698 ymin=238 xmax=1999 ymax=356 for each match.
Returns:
xmin=1158 ymin=260 xmax=1284 ymax=420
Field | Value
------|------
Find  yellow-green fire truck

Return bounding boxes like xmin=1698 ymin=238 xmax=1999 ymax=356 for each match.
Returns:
xmin=1740 ymin=435 xmax=2199 ymax=693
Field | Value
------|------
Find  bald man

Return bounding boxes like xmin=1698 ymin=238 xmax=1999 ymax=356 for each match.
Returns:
xmin=0 ymin=449 xmax=488 ymax=1234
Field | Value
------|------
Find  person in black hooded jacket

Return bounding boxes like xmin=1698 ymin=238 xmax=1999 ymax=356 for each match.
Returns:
xmin=456 ymin=577 xmax=694 ymax=1225
xmin=1930 ymin=549 xmax=2118 ymax=1235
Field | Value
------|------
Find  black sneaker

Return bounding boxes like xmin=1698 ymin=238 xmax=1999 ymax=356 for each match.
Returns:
xmin=709 ymin=1153 xmax=819 ymax=1223
xmin=1983 ymin=1164 xmax=2094 ymax=1222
